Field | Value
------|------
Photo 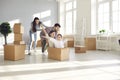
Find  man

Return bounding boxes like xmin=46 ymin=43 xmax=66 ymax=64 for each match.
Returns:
xmin=40 ymin=23 xmax=61 ymax=53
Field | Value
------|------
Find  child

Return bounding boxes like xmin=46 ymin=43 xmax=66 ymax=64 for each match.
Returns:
xmin=50 ymin=34 xmax=67 ymax=48
xmin=47 ymin=30 xmax=56 ymax=47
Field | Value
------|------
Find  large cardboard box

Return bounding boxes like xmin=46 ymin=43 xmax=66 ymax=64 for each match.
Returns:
xmin=14 ymin=41 xmax=25 ymax=45
xmin=75 ymin=46 xmax=86 ymax=53
xmin=47 ymin=47 xmax=69 ymax=61
xmin=14 ymin=34 xmax=23 ymax=41
xmin=4 ymin=44 xmax=26 ymax=61
xmin=13 ymin=23 xmax=24 ymax=34
xmin=85 ymin=37 xmax=96 ymax=50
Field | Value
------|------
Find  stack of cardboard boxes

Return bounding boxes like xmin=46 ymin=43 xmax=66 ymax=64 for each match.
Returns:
xmin=14 ymin=23 xmax=25 ymax=45
xmin=4 ymin=23 xmax=26 ymax=61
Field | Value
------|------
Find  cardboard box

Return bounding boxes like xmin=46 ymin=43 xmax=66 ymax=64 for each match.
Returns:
xmin=36 ymin=40 xmax=41 ymax=47
xmin=32 ymin=40 xmax=41 ymax=47
xmin=13 ymin=23 xmax=24 ymax=34
xmin=68 ymin=40 xmax=74 ymax=47
xmin=63 ymin=35 xmax=74 ymax=41
xmin=14 ymin=34 xmax=23 ymax=41
xmin=63 ymin=35 xmax=74 ymax=47
xmin=47 ymin=47 xmax=69 ymax=61
xmin=4 ymin=44 xmax=26 ymax=61
xmin=85 ymin=37 xmax=96 ymax=50
xmin=75 ymin=46 xmax=86 ymax=53
xmin=14 ymin=41 xmax=25 ymax=45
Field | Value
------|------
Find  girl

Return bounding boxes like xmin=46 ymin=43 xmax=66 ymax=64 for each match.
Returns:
xmin=28 ymin=17 xmax=43 ymax=55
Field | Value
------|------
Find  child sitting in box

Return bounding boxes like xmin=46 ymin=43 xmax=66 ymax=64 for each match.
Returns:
xmin=41 ymin=26 xmax=67 ymax=48
xmin=49 ymin=34 xmax=67 ymax=48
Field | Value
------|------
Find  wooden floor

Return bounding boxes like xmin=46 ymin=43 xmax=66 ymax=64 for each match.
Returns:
xmin=0 ymin=48 xmax=120 ymax=80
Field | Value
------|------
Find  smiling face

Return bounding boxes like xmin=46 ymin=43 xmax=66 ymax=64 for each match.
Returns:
xmin=50 ymin=32 xmax=55 ymax=38
xmin=57 ymin=34 xmax=62 ymax=41
xmin=35 ymin=19 xmax=40 ymax=25
xmin=54 ymin=26 xmax=60 ymax=32
xmin=49 ymin=30 xmax=56 ymax=38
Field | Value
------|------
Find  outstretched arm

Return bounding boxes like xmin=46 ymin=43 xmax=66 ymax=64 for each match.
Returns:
xmin=40 ymin=25 xmax=48 ymax=36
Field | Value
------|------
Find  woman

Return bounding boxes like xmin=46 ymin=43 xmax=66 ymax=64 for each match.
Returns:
xmin=28 ymin=17 xmax=42 ymax=55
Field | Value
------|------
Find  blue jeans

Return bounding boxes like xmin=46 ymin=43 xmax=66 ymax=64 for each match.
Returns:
xmin=28 ymin=31 xmax=37 ymax=51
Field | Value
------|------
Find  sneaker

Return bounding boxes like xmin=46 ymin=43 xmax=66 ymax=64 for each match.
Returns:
xmin=28 ymin=52 xmax=31 ymax=55
xmin=42 ymin=53 xmax=46 ymax=56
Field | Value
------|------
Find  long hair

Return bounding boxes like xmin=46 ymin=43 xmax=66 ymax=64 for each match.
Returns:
xmin=32 ymin=17 xmax=42 ymax=32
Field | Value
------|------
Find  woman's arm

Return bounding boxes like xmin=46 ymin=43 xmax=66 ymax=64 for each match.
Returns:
xmin=41 ymin=25 xmax=48 ymax=36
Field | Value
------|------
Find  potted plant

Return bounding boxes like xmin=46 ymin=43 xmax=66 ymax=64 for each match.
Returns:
xmin=99 ymin=29 xmax=105 ymax=34
xmin=0 ymin=22 xmax=12 ymax=44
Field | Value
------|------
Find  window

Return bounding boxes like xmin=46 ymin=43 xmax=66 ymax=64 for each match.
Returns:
xmin=65 ymin=0 xmax=76 ymax=35
xmin=112 ymin=0 xmax=120 ymax=33
xmin=98 ymin=2 xmax=109 ymax=32
xmin=59 ymin=0 xmax=77 ymax=35
xmin=96 ymin=0 xmax=120 ymax=34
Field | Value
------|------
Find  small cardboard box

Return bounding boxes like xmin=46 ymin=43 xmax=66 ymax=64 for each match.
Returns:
xmin=14 ymin=34 xmax=23 ymax=41
xmin=13 ymin=23 xmax=24 ymax=34
xmin=85 ymin=37 xmax=96 ymax=50
xmin=47 ymin=47 xmax=69 ymax=61
xmin=75 ymin=46 xmax=86 ymax=53
xmin=68 ymin=40 xmax=74 ymax=47
xmin=32 ymin=40 xmax=41 ymax=47
xmin=36 ymin=40 xmax=41 ymax=47
xmin=14 ymin=41 xmax=25 ymax=45
xmin=4 ymin=44 xmax=26 ymax=61
xmin=63 ymin=35 xmax=74 ymax=47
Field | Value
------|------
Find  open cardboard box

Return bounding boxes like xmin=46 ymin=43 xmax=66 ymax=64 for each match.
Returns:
xmin=47 ymin=47 xmax=69 ymax=61
xmin=4 ymin=44 xmax=26 ymax=61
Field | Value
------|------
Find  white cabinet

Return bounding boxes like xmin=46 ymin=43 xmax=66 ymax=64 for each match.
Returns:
xmin=96 ymin=34 xmax=120 ymax=51
xmin=96 ymin=34 xmax=111 ymax=50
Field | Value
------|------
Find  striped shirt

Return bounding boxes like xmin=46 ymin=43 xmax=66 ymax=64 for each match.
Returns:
xmin=40 ymin=27 xmax=57 ymax=41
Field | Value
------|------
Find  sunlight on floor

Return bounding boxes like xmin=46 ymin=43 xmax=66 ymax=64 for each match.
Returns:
xmin=0 ymin=60 xmax=120 ymax=80
xmin=0 ymin=60 xmax=120 ymax=72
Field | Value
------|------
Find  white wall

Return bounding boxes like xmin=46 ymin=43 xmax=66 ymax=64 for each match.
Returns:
xmin=0 ymin=0 xmax=58 ymax=44
xmin=76 ymin=0 xmax=91 ymax=36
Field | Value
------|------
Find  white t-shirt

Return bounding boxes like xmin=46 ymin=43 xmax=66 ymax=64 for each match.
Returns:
xmin=49 ymin=38 xmax=67 ymax=48
xmin=48 ymin=38 xmax=54 ymax=47
xmin=44 ymin=34 xmax=67 ymax=48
